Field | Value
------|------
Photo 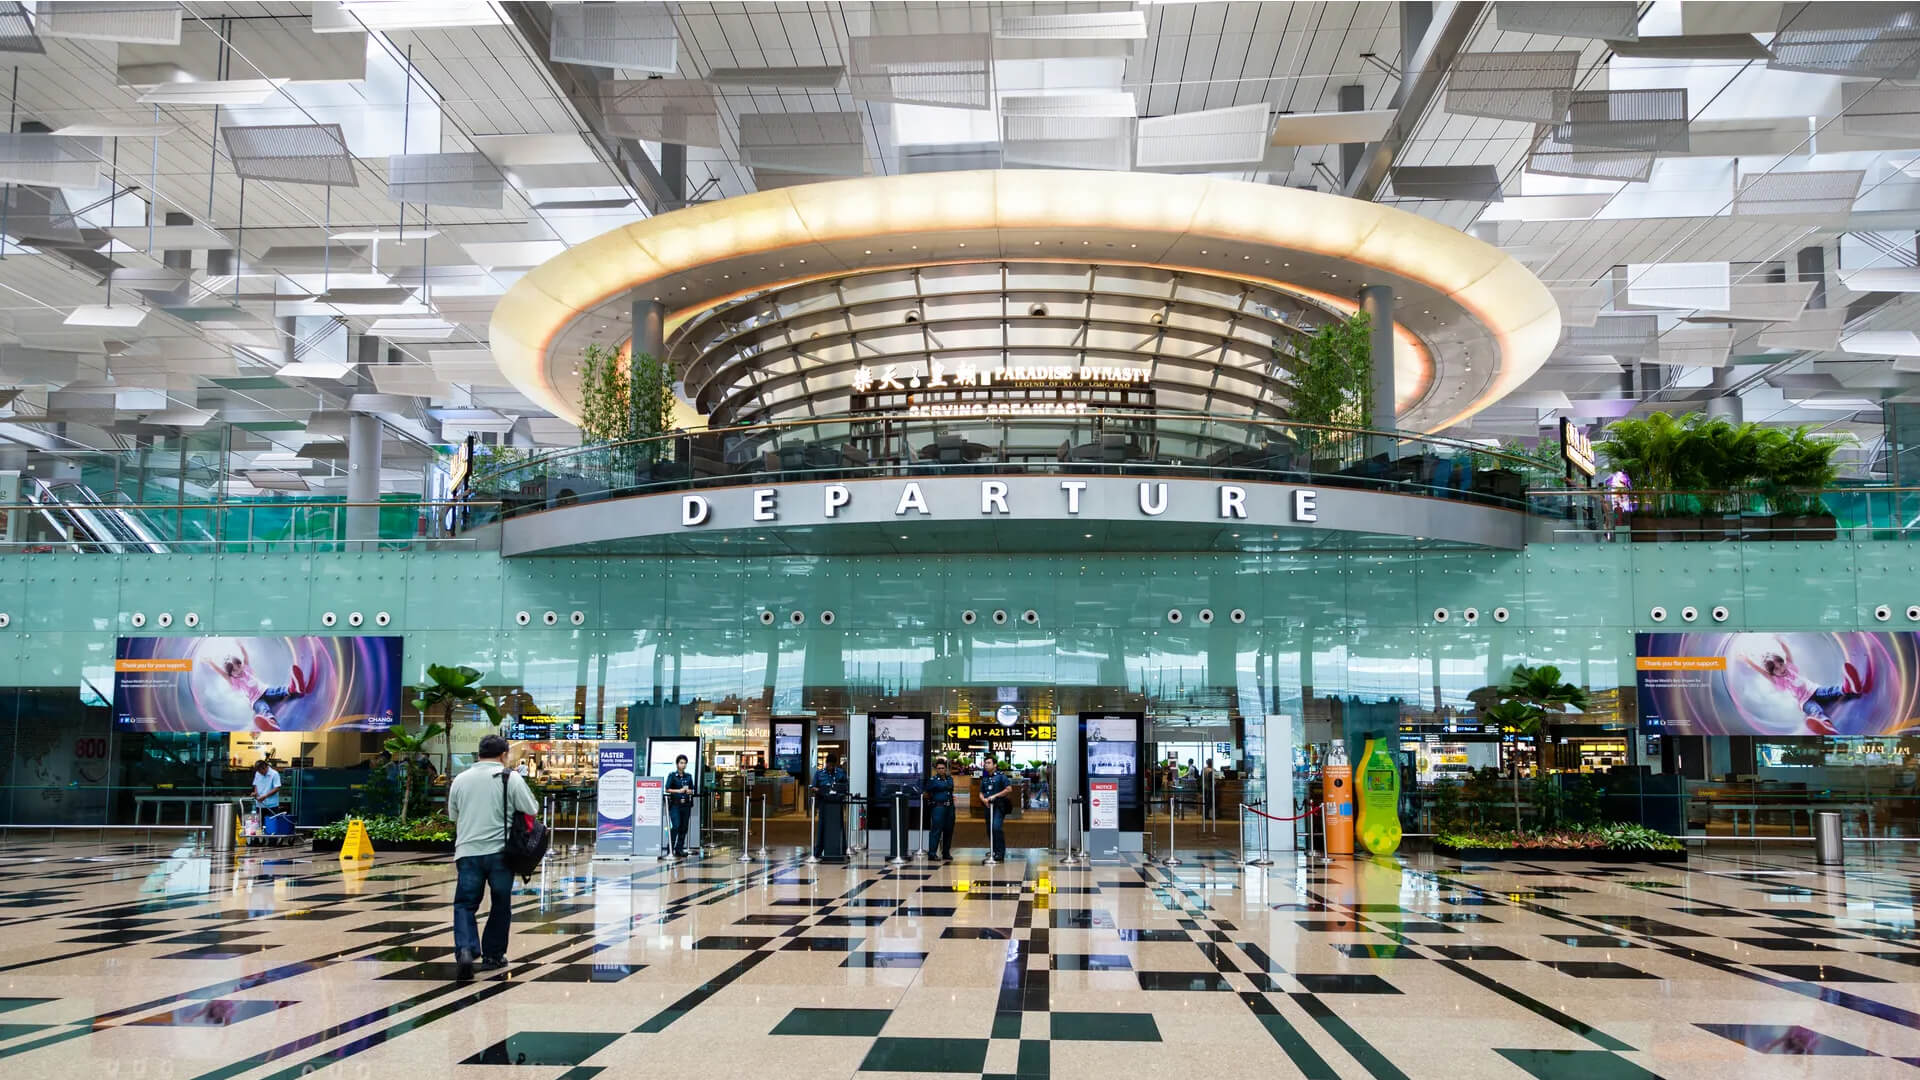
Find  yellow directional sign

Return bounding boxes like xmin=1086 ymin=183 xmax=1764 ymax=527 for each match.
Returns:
xmin=338 ymin=819 xmax=375 ymax=862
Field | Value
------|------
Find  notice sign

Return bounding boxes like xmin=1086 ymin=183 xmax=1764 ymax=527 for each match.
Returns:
xmin=1089 ymin=780 xmax=1118 ymax=831
xmin=635 ymin=777 xmax=664 ymax=830
xmin=595 ymin=742 xmax=637 ymax=858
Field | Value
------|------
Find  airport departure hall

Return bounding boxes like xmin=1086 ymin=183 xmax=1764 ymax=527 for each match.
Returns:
xmin=14 ymin=1 xmax=1920 ymax=1078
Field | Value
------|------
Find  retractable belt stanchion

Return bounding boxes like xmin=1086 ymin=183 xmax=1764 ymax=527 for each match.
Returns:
xmin=737 ymin=777 xmax=753 ymax=863
xmin=1064 ymin=795 xmax=1085 ymax=866
xmin=889 ymin=791 xmax=908 ymax=866
xmin=912 ymin=790 xmax=928 ymax=861
xmin=1162 ymin=795 xmax=1180 ymax=866
xmin=804 ymin=793 xmax=820 ymax=866
xmin=849 ymin=797 xmax=866 ymax=857
xmin=657 ymin=798 xmax=671 ymax=861
xmin=982 ymin=799 xmax=999 ymax=866
xmin=756 ymin=793 xmax=769 ymax=860
xmin=1242 ymin=801 xmax=1274 ymax=868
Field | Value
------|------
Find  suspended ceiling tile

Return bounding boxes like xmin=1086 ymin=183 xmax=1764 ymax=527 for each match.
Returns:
xmin=1135 ymin=103 xmax=1270 ymax=169
xmin=368 ymin=365 xmax=452 ymax=398
xmin=63 ymin=305 xmax=147 ymax=329
xmin=1552 ymin=88 xmax=1690 ymax=153
xmin=1267 ymin=109 xmax=1395 ymax=147
xmin=899 ymin=141 xmax=1002 ymax=173
xmin=1388 ymin=165 xmax=1503 ymax=201
xmin=1841 ymin=329 xmax=1920 ymax=356
xmin=1527 ymin=127 xmax=1654 ymax=184
xmin=277 ymin=359 xmax=355 ymax=380
xmin=3 ymin=185 xmax=81 ymax=244
xmin=386 ymin=151 xmax=505 ymax=210
xmin=1625 ymin=261 xmax=1730 ymax=311
xmin=1002 ymin=93 xmax=1135 ymax=171
xmin=1605 ymin=34 xmax=1773 ymax=60
xmin=35 ymin=2 xmax=181 ymax=45
xmin=991 ymin=10 xmax=1146 ymax=60
xmin=136 ymin=79 xmax=287 ymax=106
xmin=366 ymin=317 xmax=458 ymax=341
xmin=1768 ymin=2 xmax=1920 ymax=78
xmin=1712 ymin=280 xmax=1818 ymax=321
xmin=1559 ymin=314 xmax=1659 ymax=357
xmin=848 ymin=32 xmax=993 ymax=110
xmin=1840 ymin=82 xmax=1920 ymax=139
xmin=1732 ymin=169 xmax=1865 ymax=220
xmin=459 ymin=240 xmax=568 ymax=271
xmin=0 ymin=2 xmax=40 ymax=52
xmin=703 ymin=65 xmax=845 ymax=89
xmin=549 ymin=1 xmax=677 ymax=73
xmin=1680 ymin=2 xmax=1784 ymax=34
xmin=0 ymin=134 xmax=102 ymax=188
xmin=1549 ymin=283 xmax=1611 ymax=327
xmin=222 ymin=123 xmax=357 ymax=187
xmin=1839 ymin=267 xmax=1920 ymax=292
xmin=739 ymin=112 xmax=867 ymax=176
xmin=1753 ymin=308 xmax=1841 ymax=351
xmin=597 ymin=80 xmax=723 ymax=146
xmin=312 ymin=0 xmax=501 ymax=32
xmin=470 ymin=132 xmax=601 ymax=166
xmin=107 ymin=223 xmax=232 ymax=250
xmin=1446 ymin=51 xmax=1578 ymax=124
xmin=1496 ymin=1 xmax=1640 ymax=40
xmin=1651 ymin=324 xmax=1736 ymax=366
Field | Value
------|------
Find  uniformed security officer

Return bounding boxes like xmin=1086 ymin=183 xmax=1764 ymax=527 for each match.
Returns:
xmin=666 ymin=754 xmax=696 ymax=858
xmin=925 ymin=758 xmax=956 ymax=860
xmin=811 ymin=751 xmax=850 ymax=860
xmin=978 ymin=756 xmax=1014 ymax=861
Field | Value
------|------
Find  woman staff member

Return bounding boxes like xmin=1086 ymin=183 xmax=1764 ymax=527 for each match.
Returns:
xmin=925 ymin=758 xmax=956 ymax=860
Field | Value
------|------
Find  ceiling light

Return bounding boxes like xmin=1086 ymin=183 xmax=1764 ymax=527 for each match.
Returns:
xmin=64 ymin=305 xmax=146 ymax=328
xmin=55 ymin=122 xmax=176 ymax=138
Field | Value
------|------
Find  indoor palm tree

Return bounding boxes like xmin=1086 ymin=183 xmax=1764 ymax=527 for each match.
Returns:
xmin=383 ymin=721 xmax=446 ymax=822
xmin=411 ymin=663 xmax=504 ymax=779
xmin=1488 ymin=664 xmax=1591 ymax=831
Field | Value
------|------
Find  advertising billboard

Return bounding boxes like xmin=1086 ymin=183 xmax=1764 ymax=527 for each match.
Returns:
xmin=771 ymin=720 xmax=807 ymax=778
xmin=1636 ymin=632 xmax=1920 ymax=737
xmin=113 ymin=635 xmax=403 ymax=733
xmin=1080 ymin=711 xmax=1144 ymax=831
xmin=867 ymin=712 xmax=928 ymax=829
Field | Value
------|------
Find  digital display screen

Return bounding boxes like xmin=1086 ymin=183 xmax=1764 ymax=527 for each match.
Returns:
xmin=647 ymin=737 xmax=701 ymax=782
xmin=1637 ymin=632 xmax=1920 ymax=737
xmin=867 ymin=712 xmax=929 ymax=829
xmin=114 ymin=635 xmax=402 ymax=732
xmin=1080 ymin=712 xmax=1144 ymax=831
xmin=771 ymin=720 xmax=806 ymax=777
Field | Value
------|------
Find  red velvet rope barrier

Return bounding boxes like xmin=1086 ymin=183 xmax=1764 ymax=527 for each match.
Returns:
xmin=1245 ymin=802 xmax=1319 ymax=822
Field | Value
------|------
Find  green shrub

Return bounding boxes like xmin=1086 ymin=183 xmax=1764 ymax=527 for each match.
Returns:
xmin=1436 ymin=824 xmax=1682 ymax=853
xmin=311 ymin=813 xmax=455 ymax=844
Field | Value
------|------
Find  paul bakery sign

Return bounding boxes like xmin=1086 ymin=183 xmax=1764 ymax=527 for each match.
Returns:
xmin=681 ymin=478 xmax=1323 ymax=526
xmin=500 ymin=475 xmax=1526 ymax=553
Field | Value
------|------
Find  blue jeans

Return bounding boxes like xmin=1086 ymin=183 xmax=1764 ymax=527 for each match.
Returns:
xmin=453 ymin=851 xmax=514 ymax=961
xmin=989 ymin=811 xmax=1007 ymax=860
xmin=668 ymin=803 xmax=691 ymax=854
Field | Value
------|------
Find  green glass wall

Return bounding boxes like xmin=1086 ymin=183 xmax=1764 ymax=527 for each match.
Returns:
xmin=0 ymin=539 xmax=1915 ymax=835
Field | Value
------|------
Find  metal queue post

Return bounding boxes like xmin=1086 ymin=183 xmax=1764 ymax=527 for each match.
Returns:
xmin=889 ymin=791 xmax=908 ymax=866
xmin=756 ymin=794 xmax=769 ymax=860
xmin=982 ymin=796 xmax=999 ymax=866
xmin=849 ymin=796 xmax=867 ymax=858
xmin=1241 ymin=800 xmax=1274 ymax=868
xmin=1063 ymin=795 xmax=1086 ymax=866
xmin=1161 ymin=794 xmax=1180 ymax=866
xmin=912 ymin=789 xmax=928 ymax=862
xmin=804 ymin=790 xmax=820 ymax=865
xmin=656 ymin=797 xmax=672 ymax=861
xmin=737 ymin=775 xmax=754 ymax=863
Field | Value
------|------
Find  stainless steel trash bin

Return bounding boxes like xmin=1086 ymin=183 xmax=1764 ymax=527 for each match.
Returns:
xmin=1813 ymin=810 xmax=1843 ymax=865
xmin=210 ymin=801 xmax=236 ymax=853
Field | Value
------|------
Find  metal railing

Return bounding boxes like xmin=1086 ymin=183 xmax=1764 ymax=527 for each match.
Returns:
xmin=0 ymin=499 xmax=499 ymax=553
xmin=1532 ymin=485 xmax=1920 ymax=542
xmin=466 ymin=412 xmax=1572 ymax=524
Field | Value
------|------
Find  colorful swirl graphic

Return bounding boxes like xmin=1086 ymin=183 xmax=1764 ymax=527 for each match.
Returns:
xmin=113 ymin=635 xmax=403 ymax=733
xmin=1637 ymin=632 xmax=1920 ymax=737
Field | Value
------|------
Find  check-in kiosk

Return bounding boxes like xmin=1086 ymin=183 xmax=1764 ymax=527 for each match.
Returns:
xmin=866 ymin=711 xmax=930 ymax=860
xmin=1079 ymin=711 xmax=1144 ymax=858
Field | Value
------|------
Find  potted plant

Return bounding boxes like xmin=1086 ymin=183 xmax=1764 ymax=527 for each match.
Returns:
xmin=1687 ymin=415 xmax=1767 ymax=541
xmin=1485 ymin=663 xmax=1590 ymax=831
xmin=1759 ymin=425 xmax=1842 ymax=540
xmin=1286 ymin=311 xmax=1372 ymax=472
xmin=1598 ymin=412 xmax=1701 ymax=541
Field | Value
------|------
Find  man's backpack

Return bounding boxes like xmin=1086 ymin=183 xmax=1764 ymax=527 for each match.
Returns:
xmin=500 ymin=770 xmax=549 ymax=878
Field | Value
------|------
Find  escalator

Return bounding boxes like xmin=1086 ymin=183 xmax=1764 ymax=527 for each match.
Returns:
xmin=17 ymin=477 xmax=170 ymax=552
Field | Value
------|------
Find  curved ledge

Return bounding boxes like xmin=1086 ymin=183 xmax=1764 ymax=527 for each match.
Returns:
xmin=488 ymin=171 xmax=1560 ymax=433
xmin=500 ymin=474 xmax=1527 ymax=557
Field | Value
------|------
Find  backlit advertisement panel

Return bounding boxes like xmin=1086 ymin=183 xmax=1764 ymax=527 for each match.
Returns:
xmin=1636 ymin=632 xmax=1920 ymax=737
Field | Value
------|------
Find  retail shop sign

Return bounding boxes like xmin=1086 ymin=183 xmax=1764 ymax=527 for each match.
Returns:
xmin=679 ymin=480 xmax=1321 ymax=526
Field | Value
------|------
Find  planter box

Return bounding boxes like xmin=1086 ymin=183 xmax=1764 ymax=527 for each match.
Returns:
xmin=1434 ymin=842 xmax=1686 ymax=863
xmin=310 ymin=836 xmax=455 ymax=854
xmin=1767 ymin=513 xmax=1838 ymax=541
xmin=1627 ymin=513 xmax=1697 ymax=542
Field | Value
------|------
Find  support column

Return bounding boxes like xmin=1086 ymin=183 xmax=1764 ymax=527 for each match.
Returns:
xmin=631 ymin=294 xmax=665 ymax=362
xmin=1797 ymin=244 xmax=1827 ymax=310
xmin=1339 ymin=84 xmax=1366 ymax=183
xmin=1359 ymin=284 xmax=1396 ymax=444
xmin=346 ymin=334 xmax=384 ymax=544
xmin=1705 ymin=394 xmax=1742 ymax=424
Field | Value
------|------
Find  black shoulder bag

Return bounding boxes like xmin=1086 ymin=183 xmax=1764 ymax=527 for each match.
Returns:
xmin=500 ymin=770 xmax=550 ymax=879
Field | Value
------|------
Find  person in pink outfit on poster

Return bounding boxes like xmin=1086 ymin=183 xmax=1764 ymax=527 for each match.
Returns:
xmin=1742 ymin=637 xmax=1871 ymax=736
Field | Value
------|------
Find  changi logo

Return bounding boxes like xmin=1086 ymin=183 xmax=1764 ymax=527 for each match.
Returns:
xmin=679 ymin=480 xmax=1320 ymax=526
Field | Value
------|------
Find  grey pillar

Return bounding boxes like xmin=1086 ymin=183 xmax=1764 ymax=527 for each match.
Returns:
xmin=346 ymin=412 xmax=382 ymax=543
xmin=1359 ymin=284 xmax=1396 ymax=439
xmin=1705 ymin=394 xmax=1742 ymax=424
xmin=1797 ymin=245 xmax=1827 ymax=310
xmin=1339 ymin=84 xmax=1366 ymax=182
xmin=660 ymin=142 xmax=687 ymax=207
xmin=631 ymin=294 xmax=665 ymax=362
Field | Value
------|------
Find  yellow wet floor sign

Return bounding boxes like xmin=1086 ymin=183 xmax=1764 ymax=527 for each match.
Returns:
xmin=339 ymin=818 xmax=375 ymax=861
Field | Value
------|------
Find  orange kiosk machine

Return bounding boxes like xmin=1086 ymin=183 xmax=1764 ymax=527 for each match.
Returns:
xmin=1323 ymin=740 xmax=1354 ymax=855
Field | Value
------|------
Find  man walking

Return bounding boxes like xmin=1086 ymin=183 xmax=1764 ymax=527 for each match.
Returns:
xmin=448 ymin=733 xmax=540 ymax=982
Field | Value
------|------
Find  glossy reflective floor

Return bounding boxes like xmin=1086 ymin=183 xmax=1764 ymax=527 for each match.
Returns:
xmin=0 ymin=839 xmax=1916 ymax=1079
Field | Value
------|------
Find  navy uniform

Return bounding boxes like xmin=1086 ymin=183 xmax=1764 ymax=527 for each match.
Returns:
xmin=811 ymin=764 xmax=849 ymax=859
xmin=925 ymin=772 xmax=956 ymax=859
xmin=978 ymin=769 xmax=1013 ymax=860
xmin=666 ymin=767 xmax=696 ymax=857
